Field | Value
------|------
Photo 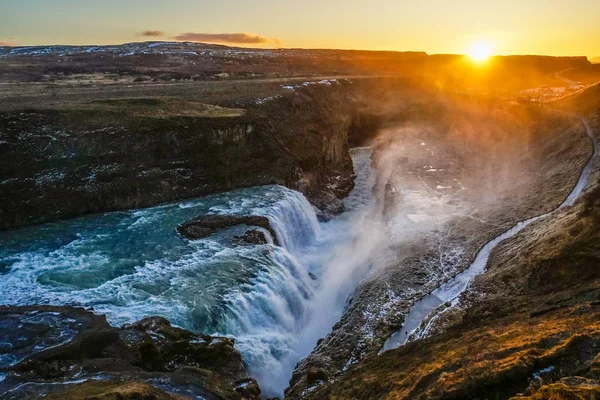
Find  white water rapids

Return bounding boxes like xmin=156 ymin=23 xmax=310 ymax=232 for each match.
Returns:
xmin=0 ymin=147 xmax=377 ymax=398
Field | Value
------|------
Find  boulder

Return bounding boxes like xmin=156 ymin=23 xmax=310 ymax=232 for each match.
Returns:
xmin=234 ymin=378 xmax=262 ymax=398
xmin=177 ymin=214 xmax=278 ymax=245
xmin=311 ymin=192 xmax=345 ymax=222
xmin=120 ymin=316 xmax=246 ymax=382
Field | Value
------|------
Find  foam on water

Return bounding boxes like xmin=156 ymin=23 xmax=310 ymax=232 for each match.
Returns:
xmin=0 ymin=148 xmax=377 ymax=397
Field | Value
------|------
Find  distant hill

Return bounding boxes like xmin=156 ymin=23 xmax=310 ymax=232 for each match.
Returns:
xmin=0 ymin=41 xmax=592 ymax=92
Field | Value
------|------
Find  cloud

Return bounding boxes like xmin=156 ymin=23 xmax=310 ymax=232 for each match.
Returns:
xmin=140 ymin=30 xmax=164 ymax=37
xmin=173 ymin=32 xmax=280 ymax=45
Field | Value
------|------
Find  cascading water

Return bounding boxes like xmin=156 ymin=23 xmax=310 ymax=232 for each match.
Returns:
xmin=0 ymin=147 xmax=377 ymax=398
xmin=242 ymin=147 xmax=380 ymax=396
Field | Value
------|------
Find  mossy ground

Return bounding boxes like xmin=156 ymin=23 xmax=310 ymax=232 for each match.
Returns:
xmin=44 ymin=380 xmax=186 ymax=400
xmin=60 ymin=97 xmax=246 ymax=119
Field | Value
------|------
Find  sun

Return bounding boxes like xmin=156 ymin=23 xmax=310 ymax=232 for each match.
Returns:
xmin=468 ymin=41 xmax=494 ymax=62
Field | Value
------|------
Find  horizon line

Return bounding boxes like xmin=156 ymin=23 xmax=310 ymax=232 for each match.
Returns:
xmin=0 ymin=40 xmax=597 ymax=60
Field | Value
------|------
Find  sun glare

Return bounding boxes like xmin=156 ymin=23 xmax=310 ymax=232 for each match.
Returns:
xmin=468 ymin=41 xmax=494 ymax=62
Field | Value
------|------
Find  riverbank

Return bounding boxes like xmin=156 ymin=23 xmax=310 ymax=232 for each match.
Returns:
xmin=0 ymin=81 xmax=363 ymax=230
xmin=0 ymin=305 xmax=260 ymax=399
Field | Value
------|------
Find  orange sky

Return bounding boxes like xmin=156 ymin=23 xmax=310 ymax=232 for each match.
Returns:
xmin=1 ymin=0 xmax=599 ymax=57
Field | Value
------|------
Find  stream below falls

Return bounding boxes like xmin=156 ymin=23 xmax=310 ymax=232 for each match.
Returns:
xmin=0 ymin=147 xmax=377 ymax=398
xmin=383 ymin=116 xmax=599 ymax=351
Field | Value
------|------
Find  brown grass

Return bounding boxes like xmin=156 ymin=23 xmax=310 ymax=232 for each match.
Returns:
xmin=44 ymin=380 xmax=186 ymax=400
xmin=61 ymin=97 xmax=246 ymax=118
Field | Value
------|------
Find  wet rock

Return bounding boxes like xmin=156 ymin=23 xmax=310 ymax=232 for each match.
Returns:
xmin=0 ymin=306 xmax=257 ymax=400
xmin=234 ymin=378 xmax=262 ymax=399
xmin=311 ymin=192 xmax=346 ymax=222
xmin=177 ymin=214 xmax=278 ymax=245
xmin=316 ymin=211 xmax=332 ymax=223
xmin=306 ymin=366 xmax=328 ymax=385
xmin=121 ymin=316 xmax=246 ymax=382
xmin=315 ymin=202 xmax=344 ymax=222
xmin=0 ymin=305 xmax=119 ymax=370
xmin=232 ymin=229 xmax=269 ymax=245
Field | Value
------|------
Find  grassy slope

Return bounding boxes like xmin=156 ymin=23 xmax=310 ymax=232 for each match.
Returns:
xmin=61 ymin=97 xmax=247 ymax=118
xmin=45 ymin=381 xmax=186 ymax=400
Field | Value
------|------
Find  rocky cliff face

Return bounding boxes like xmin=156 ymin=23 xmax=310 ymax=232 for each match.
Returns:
xmin=0 ymin=82 xmax=362 ymax=230
xmin=303 ymin=143 xmax=600 ymax=400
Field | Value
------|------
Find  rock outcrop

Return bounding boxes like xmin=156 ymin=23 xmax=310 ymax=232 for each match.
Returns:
xmin=232 ymin=229 xmax=269 ymax=246
xmin=0 ymin=305 xmax=260 ymax=399
xmin=177 ymin=214 xmax=276 ymax=243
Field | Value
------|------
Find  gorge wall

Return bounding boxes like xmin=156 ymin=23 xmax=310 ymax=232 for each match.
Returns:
xmin=294 ymin=84 xmax=600 ymax=400
xmin=285 ymin=88 xmax=597 ymax=399
xmin=0 ymin=81 xmax=382 ymax=230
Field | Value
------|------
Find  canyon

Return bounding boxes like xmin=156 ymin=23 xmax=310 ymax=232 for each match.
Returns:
xmin=1 ymin=42 xmax=600 ymax=400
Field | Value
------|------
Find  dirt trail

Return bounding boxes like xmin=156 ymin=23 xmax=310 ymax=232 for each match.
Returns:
xmin=554 ymin=68 xmax=578 ymax=85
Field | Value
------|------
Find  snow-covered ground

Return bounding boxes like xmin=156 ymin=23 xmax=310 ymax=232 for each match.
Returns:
xmin=0 ymin=42 xmax=285 ymax=59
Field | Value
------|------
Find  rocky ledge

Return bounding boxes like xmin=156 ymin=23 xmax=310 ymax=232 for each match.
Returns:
xmin=177 ymin=214 xmax=277 ymax=245
xmin=0 ymin=305 xmax=261 ymax=399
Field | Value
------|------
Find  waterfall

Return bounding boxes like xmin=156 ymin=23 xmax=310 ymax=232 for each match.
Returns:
xmin=210 ymin=188 xmax=324 ymax=397
xmin=219 ymin=188 xmax=322 ymax=335
xmin=232 ymin=148 xmax=377 ymax=397
xmin=0 ymin=149 xmax=376 ymax=399
xmin=255 ymin=189 xmax=322 ymax=255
